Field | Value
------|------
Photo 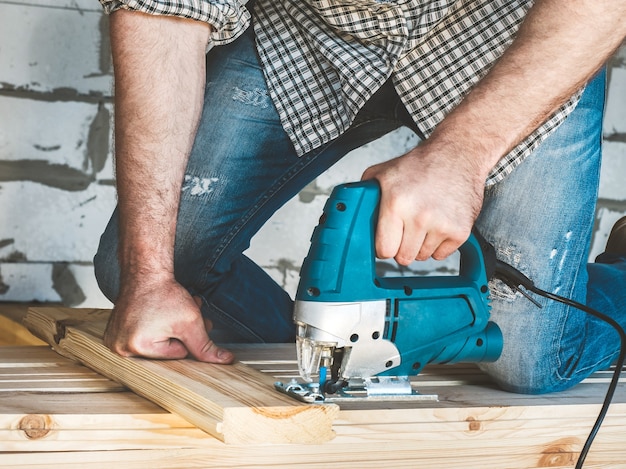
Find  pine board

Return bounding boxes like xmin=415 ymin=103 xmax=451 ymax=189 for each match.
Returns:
xmin=21 ymin=307 xmax=339 ymax=445
xmin=0 ymin=306 xmax=624 ymax=468
xmin=0 ymin=345 xmax=124 ymax=392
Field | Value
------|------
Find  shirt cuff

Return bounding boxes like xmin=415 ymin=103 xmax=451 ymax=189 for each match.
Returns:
xmin=98 ymin=0 xmax=250 ymax=46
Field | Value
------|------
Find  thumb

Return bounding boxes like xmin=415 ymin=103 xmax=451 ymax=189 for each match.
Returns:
xmin=183 ymin=318 xmax=234 ymax=364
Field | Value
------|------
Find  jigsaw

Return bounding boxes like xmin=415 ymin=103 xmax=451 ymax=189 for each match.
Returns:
xmin=276 ymin=180 xmax=503 ymax=403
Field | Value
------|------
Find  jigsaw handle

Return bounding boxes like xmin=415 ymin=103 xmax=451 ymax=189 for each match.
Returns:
xmin=297 ymin=180 xmax=489 ymax=302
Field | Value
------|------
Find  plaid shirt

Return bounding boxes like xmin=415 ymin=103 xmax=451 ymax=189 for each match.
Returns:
xmin=99 ymin=0 xmax=582 ymax=185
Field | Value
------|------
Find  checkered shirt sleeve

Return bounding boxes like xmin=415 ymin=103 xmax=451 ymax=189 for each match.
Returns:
xmin=98 ymin=0 xmax=250 ymax=45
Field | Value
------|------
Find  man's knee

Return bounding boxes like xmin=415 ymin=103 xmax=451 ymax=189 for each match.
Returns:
xmin=93 ymin=218 xmax=121 ymax=303
xmin=481 ymin=351 xmax=581 ymax=395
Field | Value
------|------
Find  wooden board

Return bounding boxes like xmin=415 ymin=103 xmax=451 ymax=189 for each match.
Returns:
xmin=21 ymin=307 xmax=338 ymax=445
xmin=0 ymin=346 xmax=625 ymax=468
xmin=2 ymin=306 xmax=624 ymax=468
xmin=0 ymin=344 xmax=124 ymax=392
xmin=0 ymin=345 xmax=214 ymax=452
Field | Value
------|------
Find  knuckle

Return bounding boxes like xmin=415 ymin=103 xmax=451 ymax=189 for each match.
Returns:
xmin=395 ymin=256 xmax=413 ymax=266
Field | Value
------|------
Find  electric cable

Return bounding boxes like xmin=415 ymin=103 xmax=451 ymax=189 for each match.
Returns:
xmin=494 ymin=260 xmax=626 ymax=469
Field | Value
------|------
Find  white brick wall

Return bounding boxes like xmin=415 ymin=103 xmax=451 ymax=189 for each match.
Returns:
xmin=0 ymin=1 xmax=624 ymax=307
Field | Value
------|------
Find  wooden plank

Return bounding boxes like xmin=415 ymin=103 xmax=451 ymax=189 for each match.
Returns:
xmin=1 ymin=345 xmax=626 ymax=467
xmin=11 ymin=307 xmax=626 ymax=467
xmin=0 ymin=440 xmax=625 ymax=469
xmin=0 ymin=346 xmax=211 ymax=451
xmin=22 ymin=307 xmax=339 ymax=445
xmin=0 ymin=345 xmax=125 ymax=392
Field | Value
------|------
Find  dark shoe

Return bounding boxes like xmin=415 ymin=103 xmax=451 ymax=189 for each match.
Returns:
xmin=605 ymin=216 xmax=626 ymax=255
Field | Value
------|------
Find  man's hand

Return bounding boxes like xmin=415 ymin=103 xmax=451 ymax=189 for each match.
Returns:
xmin=104 ymin=276 xmax=233 ymax=363
xmin=362 ymin=139 xmax=485 ymax=266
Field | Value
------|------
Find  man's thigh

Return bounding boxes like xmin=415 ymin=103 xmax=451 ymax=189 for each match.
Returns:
xmin=476 ymin=70 xmax=608 ymax=393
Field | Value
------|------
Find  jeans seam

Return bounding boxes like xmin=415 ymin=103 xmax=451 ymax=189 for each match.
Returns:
xmin=554 ymin=203 xmax=601 ymax=382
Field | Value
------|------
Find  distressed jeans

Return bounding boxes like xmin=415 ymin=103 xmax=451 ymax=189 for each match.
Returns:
xmin=94 ymin=26 xmax=626 ymax=394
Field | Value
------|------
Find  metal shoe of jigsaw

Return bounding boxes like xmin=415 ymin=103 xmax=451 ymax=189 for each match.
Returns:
xmin=284 ymin=180 xmax=503 ymax=402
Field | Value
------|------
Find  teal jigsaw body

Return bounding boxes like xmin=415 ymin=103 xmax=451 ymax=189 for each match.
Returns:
xmin=294 ymin=181 xmax=502 ymax=381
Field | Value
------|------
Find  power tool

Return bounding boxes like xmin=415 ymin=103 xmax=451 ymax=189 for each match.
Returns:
xmin=274 ymin=180 xmax=625 ymax=468
xmin=275 ymin=180 xmax=503 ymax=402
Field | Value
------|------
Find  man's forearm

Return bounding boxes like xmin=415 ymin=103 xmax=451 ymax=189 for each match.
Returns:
xmin=427 ymin=0 xmax=626 ymax=180
xmin=109 ymin=11 xmax=211 ymax=286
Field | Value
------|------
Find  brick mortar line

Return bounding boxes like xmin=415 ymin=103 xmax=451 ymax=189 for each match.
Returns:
xmin=0 ymin=84 xmax=112 ymax=104
xmin=597 ymin=199 xmax=626 ymax=210
xmin=0 ymin=1 xmax=101 ymax=13
xmin=0 ymin=261 xmax=96 ymax=266
xmin=604 ymin=132 xmax=626 ymax=144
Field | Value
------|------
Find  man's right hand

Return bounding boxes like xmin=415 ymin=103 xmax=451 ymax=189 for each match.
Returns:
xmin=104 ymin=277 xmax=233 ymax=364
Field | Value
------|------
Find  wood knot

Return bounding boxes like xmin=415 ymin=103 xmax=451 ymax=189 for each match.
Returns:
xmin=538 ymin=437 xmax=580 ymax=466
xmin=465 ymin=416 xmax=482 ymax=432
xmin=18 ymin=414 xmax=53 ymax=439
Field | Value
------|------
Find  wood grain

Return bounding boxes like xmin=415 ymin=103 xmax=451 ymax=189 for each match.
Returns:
xmin=22 ymin=307 xmax=339 ymax=445
xmin=2 ymin=306 xmax=624 ymax=467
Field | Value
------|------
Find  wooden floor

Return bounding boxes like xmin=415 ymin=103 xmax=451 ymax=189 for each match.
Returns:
xmin=1 ymin=304 xmax=626 ymax=468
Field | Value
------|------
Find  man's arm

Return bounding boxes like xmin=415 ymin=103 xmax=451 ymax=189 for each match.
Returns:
xmin=363 ymin=0 xmax=626 ymax=265
xmin=104 ymin=10 xmax=232 ymax=363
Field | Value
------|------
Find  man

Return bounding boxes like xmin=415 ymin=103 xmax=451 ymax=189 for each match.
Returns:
xmin=94 ymin=0 xmax=626 ymax=394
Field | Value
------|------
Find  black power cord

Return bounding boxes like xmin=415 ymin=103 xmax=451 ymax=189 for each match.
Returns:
xmin=494 ymin=259 xmax=626 ymax=469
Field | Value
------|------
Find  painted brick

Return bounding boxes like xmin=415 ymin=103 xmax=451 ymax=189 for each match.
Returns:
xmin=0 ymin=261 xmax=112 ymax=307
xmin=590 ymin=207 xmax=626 ymax=261
xmin=0 ymin=2 xmax=110 ymax=95
xmin=69 ymin=263 xmax=113 ymax=308
xmin=604 ymin=67 xmax=626 ymax=136
xmin=598 ymin=141 xmax=626 ymax=201
xmin=248 ymin=195 xmax=326 ymax=269
xmin=0 ymin=182 xmax=116 ymax=262
xmin=0 ymin=96 xmax=111 ymax=173
xmin=0 ymin=263 xmax=60 ymax=303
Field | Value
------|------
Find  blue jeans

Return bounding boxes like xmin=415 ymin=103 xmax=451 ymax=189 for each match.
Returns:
xmin=475 ymin=66 xmax=626 ymax=393
xmin=94 ymin=26 xmax=626 ymax=394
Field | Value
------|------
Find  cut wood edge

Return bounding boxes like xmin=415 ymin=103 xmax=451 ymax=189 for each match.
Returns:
xmin=23 ymin=307 xmax=339 ymax=445
xmin=22 ymin=307 xmax=110 ymax=361
xmin=221 ymin=404 xmax=337 ymax=445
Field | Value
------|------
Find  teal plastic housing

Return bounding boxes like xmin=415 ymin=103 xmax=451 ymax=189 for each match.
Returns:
xmin=296 ymin=180 xmax=503 ymax=376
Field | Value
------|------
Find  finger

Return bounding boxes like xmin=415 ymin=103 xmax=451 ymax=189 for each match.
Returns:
xmin=376 ymin=215 xmax=404 ymax=260
xmin=183 ymin=321 xmax=234 ymax=364
xmin=415 ymin=232 xmax=441 ymax=261
xmin=375 ymin=200 xmax=404 ymax=259
xmin=107 ymin=333 xmax=190 ymax=360
xmin=395 ymin=225 xmax=426 ymax=266
xmin=187 ymin=297 xmax=233 ymax=363
xmin=431 ymin=230 xmax=471 ymax=260
xmin=431 ymin=238 xmax=462 ymax=260
xmin=360 ymin=164 xmax=380 ymax=182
